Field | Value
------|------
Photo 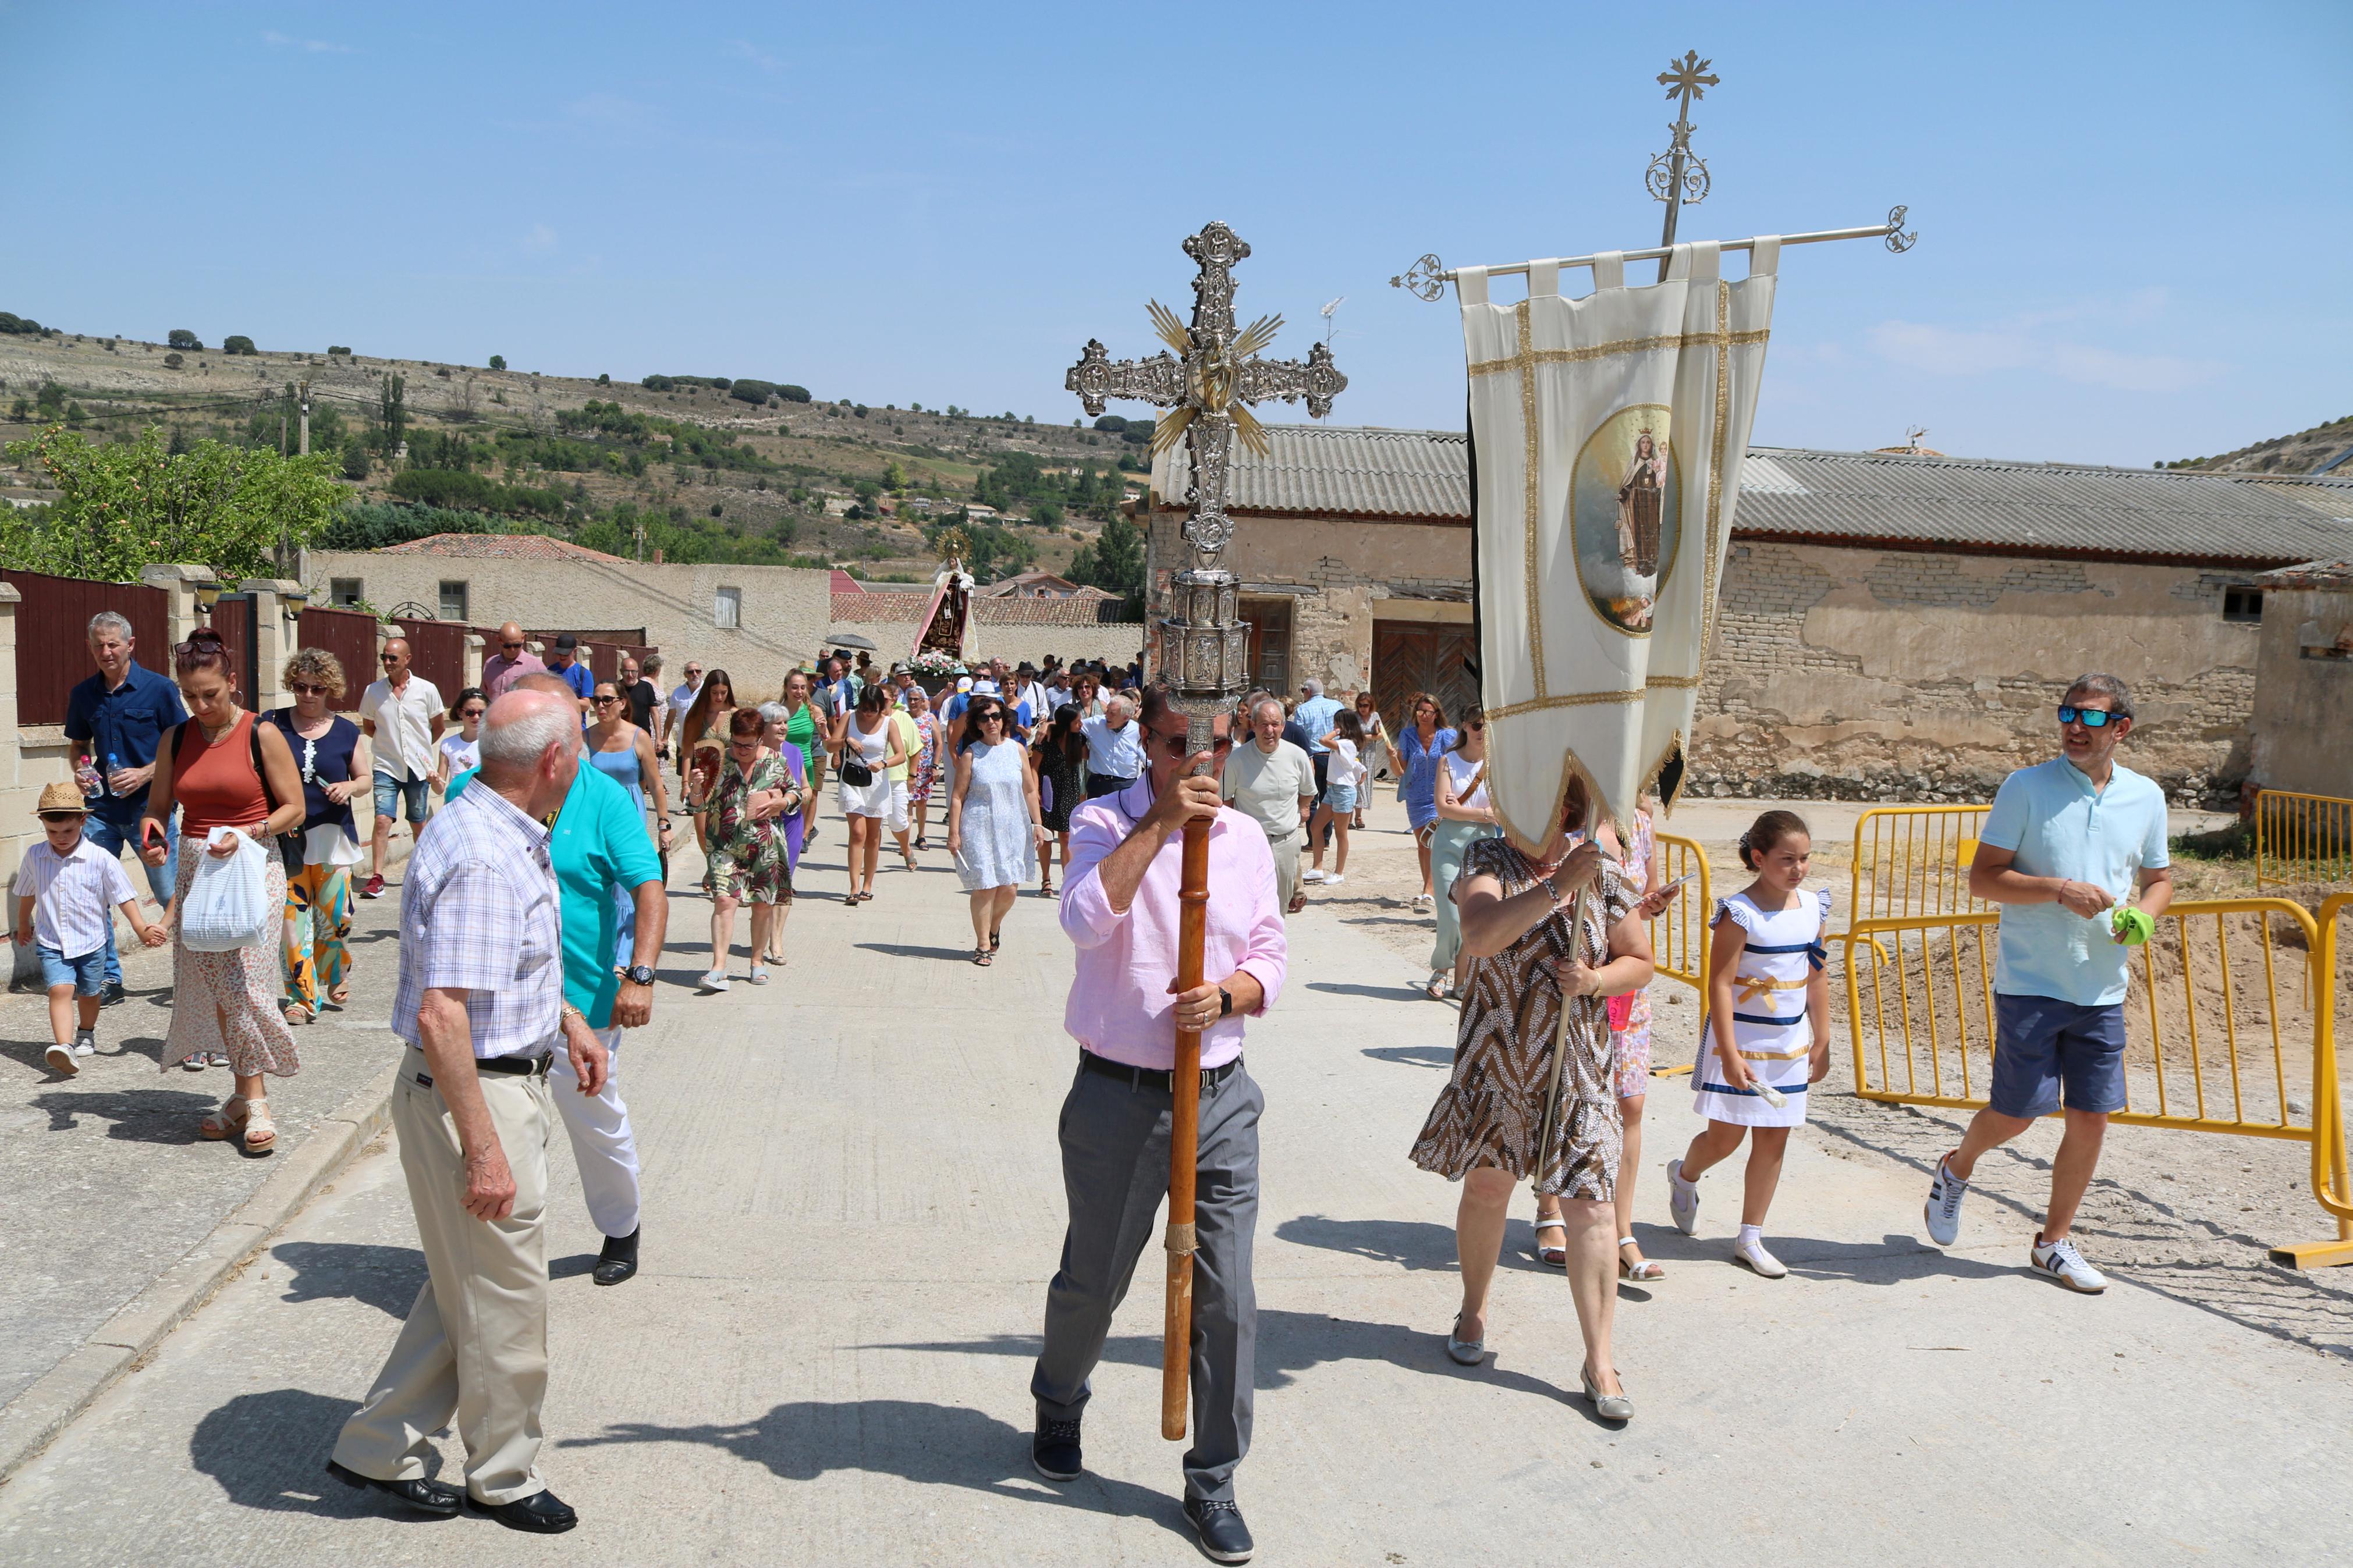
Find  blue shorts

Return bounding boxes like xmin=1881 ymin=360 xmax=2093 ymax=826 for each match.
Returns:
xmin=1988 ymin=993 xmax=2128 ymax=1118
xmin=374 ymin=771 xmax=430 ymax=823
xmin=1325 ymin=784 xmax=1359 ymax=813
xmin=39 ymin=944 xmax=107 ymax=996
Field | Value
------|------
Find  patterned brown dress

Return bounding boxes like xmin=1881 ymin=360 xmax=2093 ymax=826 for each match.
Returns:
xmin=1410 ymin=837 xmax=1632 ymax=1200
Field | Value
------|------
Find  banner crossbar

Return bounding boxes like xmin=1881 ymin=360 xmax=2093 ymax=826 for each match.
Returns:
xmin=1390 ymin=208 xmax=1915 ymax=301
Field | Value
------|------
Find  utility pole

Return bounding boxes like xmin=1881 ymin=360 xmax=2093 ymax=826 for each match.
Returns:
xmin=299 ymin=378 xmax=311 ymax=456
xmin=280 ymin=382 xmax=290 ymax=455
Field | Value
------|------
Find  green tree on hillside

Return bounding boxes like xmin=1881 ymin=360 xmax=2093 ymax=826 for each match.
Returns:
xmin=1 ymin=426 xmax=342 ymax=582
xmin=489 ymin=354 xmax=507 ymax=371
xmin=168 ymin=329 xmax=202 ymax=350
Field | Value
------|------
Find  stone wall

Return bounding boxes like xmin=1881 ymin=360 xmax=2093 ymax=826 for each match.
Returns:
xmin=2247 ymin=572 xmax=2353 ymax=799
xmin=308 ymin=550 xmax=831 ymax=691
xmin=1693 ymin=542 xmax=2261 ymax=805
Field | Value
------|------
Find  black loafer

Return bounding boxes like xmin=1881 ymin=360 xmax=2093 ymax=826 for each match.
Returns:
xmin=1031 ymin=1416 xmax=1083 ymax=1481
xmin=466 ymin=1489 xmax=579 ymax=1533
xmin=1184 ymin=1496 xmax=1254 ymax=1563
xmin=325 ymin=1459 xmax=461 ymax=1517
xmin=592 ymin=1226 xmax=640 ymax=1287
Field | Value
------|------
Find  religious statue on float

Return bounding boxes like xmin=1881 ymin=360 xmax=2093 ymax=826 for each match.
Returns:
xmin=913 ymin=526 xmax=978 ymax=665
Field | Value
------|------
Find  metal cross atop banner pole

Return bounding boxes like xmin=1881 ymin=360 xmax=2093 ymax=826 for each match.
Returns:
xmin=1067 ymin=221 xmax=1346 ymax=1441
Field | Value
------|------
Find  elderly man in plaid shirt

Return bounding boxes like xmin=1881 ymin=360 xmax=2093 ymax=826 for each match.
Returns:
xmin=330 ymin=687 xmax=609 ymax=1534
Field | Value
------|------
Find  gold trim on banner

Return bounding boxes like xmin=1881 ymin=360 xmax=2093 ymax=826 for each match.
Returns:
xmin=1516 ymin=301 xmax=1545 ymax=697
xmin=1486 ymin=673 xmax=1699 ymax=721
xmin=1702 ymin=280 xmax=1732 ymax=669
xmin=1467 ymin=327 xmax=1771 ymax=378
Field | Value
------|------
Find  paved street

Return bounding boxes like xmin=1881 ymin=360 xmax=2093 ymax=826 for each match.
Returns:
xmin=3 ymin=831 xmax=2348 ymax=1565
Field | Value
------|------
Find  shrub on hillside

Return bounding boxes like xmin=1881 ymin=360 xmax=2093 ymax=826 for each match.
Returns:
xmin=1 ymin=312 xmax=48 ymax=336
xmin=779 ymin=384 xmax=811 ymax=403
xmin=729 ymin=379 xmax=778 ymax=404
xmin=222 ymin=335 xmax=257 ymax=355
xmin=1093 ymin=415 xmax=1127 ymax=432
xmin=388 ymin=467 xmax=569 ymax=518
xmin=489 ymin=354 xmax=507 ymax=371
xmin=327 ymin=344 xmax=352 ymax=357
xmin=162 ymin=352 xmax=184 ymax=369
xmin=340 ymin=435 xmax=370 ymax=479
xmin=168 ymin=329 xmax=202 ymax=350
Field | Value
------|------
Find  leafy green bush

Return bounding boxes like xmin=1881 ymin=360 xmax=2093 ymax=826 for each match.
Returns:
xmin=730 ymin=379 xmax=778 ymax=404
xmin=779 ymin=384 xmax=811 ymax=403
xmin=0 ymin=312 xmax=47 ymax=336
xmin=489 ymin=354 xmax=507 ymax=371
xmin=1094 ymin=415 xmax=1127 ymax=432
xmin=327 ymin=344 xmax=352 ymax=357
xmin=388 ymin=467 xmax=569 ymax=517
xmin=340 ymin=435 xmax=370 ymax=479
xmin=168 ymin=329 xmax=202 ymax=350
xmin=222 ymin=335 xmax=257 ymax=355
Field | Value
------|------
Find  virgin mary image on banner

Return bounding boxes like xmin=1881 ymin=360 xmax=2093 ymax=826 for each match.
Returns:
xmin=1569 ymin=404 xmax=1680 ymax=634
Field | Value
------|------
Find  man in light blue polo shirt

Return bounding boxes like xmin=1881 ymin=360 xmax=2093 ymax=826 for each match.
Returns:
xmin=1922 ymin=673 xmax=2173 ymax=1294
xmin=1080 ymin=694 xmax=1145 ymax=799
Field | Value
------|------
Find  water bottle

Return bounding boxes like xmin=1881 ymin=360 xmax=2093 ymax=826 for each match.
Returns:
xmin=77 ymin=757 xmax=103 ymax=798
xmin=107 ymin=752 xmax=124 ymax=797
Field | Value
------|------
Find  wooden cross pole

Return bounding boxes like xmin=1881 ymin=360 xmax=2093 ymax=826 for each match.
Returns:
xmin=1067 ymin=221 xmax=1346 ymax=1440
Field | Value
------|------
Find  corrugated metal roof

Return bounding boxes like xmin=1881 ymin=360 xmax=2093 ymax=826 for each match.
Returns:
xmin=1192 ymin=426 xmax=2353 ymax=566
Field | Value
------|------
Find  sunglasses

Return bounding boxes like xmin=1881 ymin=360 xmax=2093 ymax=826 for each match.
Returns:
xmin=460 ymin=707 xmax=486 ymax=719
xmin=290 ymin=682 xmax=329 ymax=695
xmin=379 ymin=654 xmax=400 ymax=664
xmin=2056 ymin=705 xmax=2120 ymax=728
xmin=593 ymin=694 xmax=619 ymax=705
xmin=1467 ymin=721 xmax=1485 ymax=732
xmin=502 ymin=641 xmax=525 ymax=650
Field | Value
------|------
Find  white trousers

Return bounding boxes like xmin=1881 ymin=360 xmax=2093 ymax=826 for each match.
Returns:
xmin=885 ymin=779 xmax=910 ymax=833
xmin=549 ymin=1025 xmax=641 ymax=1239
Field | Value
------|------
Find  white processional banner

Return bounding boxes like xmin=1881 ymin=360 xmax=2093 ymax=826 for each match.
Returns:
xmin=1460 ymin=238 xmax=1778 ymax=848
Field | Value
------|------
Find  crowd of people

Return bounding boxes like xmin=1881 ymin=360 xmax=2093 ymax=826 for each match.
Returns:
xmin=22 ymin=609 xmax=2174 ymax=1558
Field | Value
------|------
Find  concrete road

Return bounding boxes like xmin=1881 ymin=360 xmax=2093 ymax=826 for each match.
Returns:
xmin=2 ymin=840 xmax=2346 ymax=1564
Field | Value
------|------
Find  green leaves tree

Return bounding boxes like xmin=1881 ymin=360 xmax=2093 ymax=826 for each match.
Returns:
xmin=1 ymin=426 xmax=342 ymax=582
xmin=222 ymin=335 xmax=257 ymax=355
xmin=488 ymin=354 xmax=507 ymax=371
xmin=168 ymin=329 xmax=202 ymax=350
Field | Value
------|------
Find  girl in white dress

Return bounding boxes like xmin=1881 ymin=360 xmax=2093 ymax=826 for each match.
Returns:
xmin=1665 ymin=810 xmax=1831 ymax=1278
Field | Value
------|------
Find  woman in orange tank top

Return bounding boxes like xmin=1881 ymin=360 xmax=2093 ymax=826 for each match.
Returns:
xmin=141 ymin=628 xmax=306 ymax=1151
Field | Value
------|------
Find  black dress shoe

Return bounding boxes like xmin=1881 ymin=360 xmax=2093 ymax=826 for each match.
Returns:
xmin=99 ymin=980 xmax=128 ymax=1008
xmin=1184 ymin=1497 xmax=1254 ymax=1563
xmin=325 ymin=1459 xmax=461 ymax=1517
xmin=466 ymin=1489 xmax=579 ymax=1533
xmin=1031 ymin=1416 xmax=1083 ymax=1481
xmin=592 ymin=1226 xmax=640 ymax=1286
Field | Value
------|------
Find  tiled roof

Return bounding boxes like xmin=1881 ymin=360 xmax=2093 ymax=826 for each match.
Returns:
xmin=1180 ymin=426 xmax=2353 ymax=567
xmin=376 ymin=532 xmax=631 ymax=564
xmin=832 ymin=592 xmax=1139 ymax=627
xmin=2256 ymin=557 xmax=2353 ymax=591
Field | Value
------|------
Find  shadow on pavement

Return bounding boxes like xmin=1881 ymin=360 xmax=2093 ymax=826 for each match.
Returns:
xmin=863 ymin=1307 xmax=1578 ymax=1406
xmin=558 ymin=1398 xmax=1189 ymax=1538
xmin=190 ymin=1388 xmax=407 ymax=1518
xmin=856 ymin=942 xmax=991 ymax=964
xmin=30 ymin=1086 xmax=217 ymax=1141
xmin=1360 ymin=1044 xmax=1454 ymax=1069
xmin=1273 ymin=1213 xmax=1559 ymax=1275
xmin=269 ymin=1240 xmax=429 ymax=1318
xmin=1306 ymin=982 xmax=1431 ymax=1003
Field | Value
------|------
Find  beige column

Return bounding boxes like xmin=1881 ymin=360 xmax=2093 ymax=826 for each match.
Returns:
xmin=239 ymin=577 xmax=302 ymax=713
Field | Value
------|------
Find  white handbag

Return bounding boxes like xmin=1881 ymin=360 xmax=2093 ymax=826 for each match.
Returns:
xmin=179 ymin=828 xmax=274 ymax=951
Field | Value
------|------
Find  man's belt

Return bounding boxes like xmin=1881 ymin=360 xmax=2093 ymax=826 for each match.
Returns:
xmin=1081 ymin=1050 xmax=1241 ymax=1093
xmin=477 ymin=1053 xmax=552 ymax=1077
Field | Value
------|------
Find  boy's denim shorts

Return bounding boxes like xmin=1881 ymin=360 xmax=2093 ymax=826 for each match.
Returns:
xmin=1989 ymin=993 xmax=2129 ymax=1118
xmin=39 ymin=944 xmax=107 ymax=997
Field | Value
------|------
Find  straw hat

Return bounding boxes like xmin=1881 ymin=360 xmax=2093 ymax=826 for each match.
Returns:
xmin=36 ymin=781 xmax=90 ymax=816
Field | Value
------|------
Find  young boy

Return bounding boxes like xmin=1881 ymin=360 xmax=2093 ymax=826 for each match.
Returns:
xmin=15 ymin=781 xmax=166 ymax=1075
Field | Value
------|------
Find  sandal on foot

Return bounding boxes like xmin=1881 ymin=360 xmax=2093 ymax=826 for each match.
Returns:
xmin=283 ymin=1002 xmax=314 ymax=1026
xmin=1425 ymin=973 xmax=1447 ymax=1000
xmin=324 ymin=986 xmax=350 ymax=1010
xmin=1533 ymin=1215 xmax=1568 ymax=1269
xmin=199 ymin=1096 xmax=250 ymax=1141
xmin=844 ymin=894 xmax=860 ymax=906
xmin=1446 ymin=1311 xmax=1486 ymax=1366
xmin=1619 ymin=1238 xmax=1665 ymax=1281
xmin=242 ymin=1099 xmax=277 ymax=1154
xmin=973 ymin=947 xmax=994 ymax=966
xmin=989 ymin=930 xmax=1001 ymax=951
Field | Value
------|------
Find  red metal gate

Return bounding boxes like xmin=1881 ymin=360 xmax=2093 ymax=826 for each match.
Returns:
xmin=1 ymin=569 xmax=171 ymax=725
xmin=297 ymin=606 xmax=378 ymax=710
xmin=396 ymin=618 xmax=476 ymax=703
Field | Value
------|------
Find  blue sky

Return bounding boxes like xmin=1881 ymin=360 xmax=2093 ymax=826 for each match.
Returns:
xmin=6 ymin=2 xmax=2347 ymax=467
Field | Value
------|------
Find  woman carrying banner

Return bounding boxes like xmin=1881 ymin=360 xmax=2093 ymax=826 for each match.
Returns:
xmin=1394 ymin=693 xmax=1456 ymax=911
xmin=1409 ymin=774 xmax=1653 ymax=1421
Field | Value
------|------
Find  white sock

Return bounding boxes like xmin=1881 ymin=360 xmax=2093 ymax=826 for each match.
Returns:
xmin=1737 ymin=1224 xmax=1764 ymax=1249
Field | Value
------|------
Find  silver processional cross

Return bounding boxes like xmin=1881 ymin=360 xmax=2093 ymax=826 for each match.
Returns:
xmin=1067 ymin=221 xmax=1346 ymax=747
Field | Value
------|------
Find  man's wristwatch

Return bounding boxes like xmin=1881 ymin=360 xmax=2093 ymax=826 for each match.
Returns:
xmin=1218 ymin=985 xmax=1234 ymax=1018
xmin=622 ymin=965 xmax=656 ymax=987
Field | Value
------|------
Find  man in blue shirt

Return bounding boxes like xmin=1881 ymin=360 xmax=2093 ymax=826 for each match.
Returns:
xmin=545 ymin=634 xmax=595 ymax=716
xmin=450 ymin=672 xmax=667 ymax=1286
xmin=1922 ymin=673 xmax=2173 ymax=1295
xmin=1080 ymin=694 xmax=1145 ymax=798
xmin=62 ymin=611 xmax=186 ymax=1004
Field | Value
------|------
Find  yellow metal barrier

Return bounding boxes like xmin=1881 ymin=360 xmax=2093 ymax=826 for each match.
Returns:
xmin=2279 ymin=893 xmax=2353 ymax=1267
xmin=1643 ymin=833 xmax=1712 ymax=1079
xmin=2254 ymin=788 xmax=2353 ymax=900
xmin=1848 ymin=804 xmax=1993 ymax=923
xmin=1840 ymin=894 xmax=2353 ymax=1265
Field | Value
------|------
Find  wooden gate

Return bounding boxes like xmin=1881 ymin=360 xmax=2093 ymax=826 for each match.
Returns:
xmin=208 ymin=595 xmax=259 ymax=705
xmin=1 ymin=569 xmax=170 ymax=724
xmin=395 ymin=618 xmax=475 ymax=703
xmin=296 ymin=606 xmax=378 ymax=710
xmin=1372 ymin=620 xmax=1479 ymax=734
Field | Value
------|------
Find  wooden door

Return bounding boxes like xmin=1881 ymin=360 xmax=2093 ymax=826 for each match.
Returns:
xmin=1372 ymin=620 xmax=1479 ymax=736
xmin=1242 ymin=597 xmax=1291 ymax=696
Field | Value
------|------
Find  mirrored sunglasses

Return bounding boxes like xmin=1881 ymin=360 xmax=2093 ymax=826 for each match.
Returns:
xmin=2056 ymin=705 xmax=2117 ymax=728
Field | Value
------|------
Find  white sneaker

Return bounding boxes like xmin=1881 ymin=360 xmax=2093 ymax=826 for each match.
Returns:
xmin=2029 ymin=1233 xmax=2107 ymax=1294
xmin=73 ymin=1031 xmax=97 ymax=1058
xmin=45 ymin=1043 xmax=78 ymax=1076
xmin=1302 ymin=869 xmax=1325 ymax=884
xmin=1923 ymin=1155 xmax=1968 ymax=1247
xmin=1323 ymin=874 xmax=1346 ymax=887
xmin=1667 ymin=1158 xmax=1699 ymax=1236
xmin=1733 ymin=1236 xmax=1788 ymax=1278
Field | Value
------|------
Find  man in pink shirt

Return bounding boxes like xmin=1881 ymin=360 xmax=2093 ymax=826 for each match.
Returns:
xmin=481 ymin=623 xmax=546 ymax=698
xmin=1028 ymin=685 xmax=1284 ymax=1565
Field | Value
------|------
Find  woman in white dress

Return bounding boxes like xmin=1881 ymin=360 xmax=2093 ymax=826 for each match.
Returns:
xmin=1666 ymin=810 xmax=1831 ymax=1278
xmin=829 ymin=683 xmax=906 ymax=907
xmin=947 ymin=694 xmax=1045 ymax=966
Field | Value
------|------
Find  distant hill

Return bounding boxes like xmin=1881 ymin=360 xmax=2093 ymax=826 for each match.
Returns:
xmin=2164 ymin=415 xmax=2353 ymax=475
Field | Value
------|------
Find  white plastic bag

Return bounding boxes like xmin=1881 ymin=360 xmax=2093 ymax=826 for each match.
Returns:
xmin=179 ymin=827 xmax=273 ymax=952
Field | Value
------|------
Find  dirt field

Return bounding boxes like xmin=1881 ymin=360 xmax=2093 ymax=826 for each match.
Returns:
xmin=1291 ymin=791 xmax=2353 ymax=1360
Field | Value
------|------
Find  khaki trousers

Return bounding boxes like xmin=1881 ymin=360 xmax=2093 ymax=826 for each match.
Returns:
xmin=333 ymin=1044 xmax=553 ymax=1504
xmin=1267 ymin=830 xmax=1301 ymax=912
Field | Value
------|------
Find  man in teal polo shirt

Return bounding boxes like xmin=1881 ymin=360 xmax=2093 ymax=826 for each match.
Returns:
xmin=1922 ymin=673 xmax=2173 ymax=1294
xmin=450 ymin=674 xmax=667 ymax=1286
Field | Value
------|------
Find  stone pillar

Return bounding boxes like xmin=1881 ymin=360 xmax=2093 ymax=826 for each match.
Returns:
xmin=139 ymin=563 xmax=217 ymax=649
xmin=1 ymin=580 xmax=38 ymax=989
xmin=239 ymin=578 xmax=302 ymax=713
xmin=463 ymin=632 xmax=486 ymax=689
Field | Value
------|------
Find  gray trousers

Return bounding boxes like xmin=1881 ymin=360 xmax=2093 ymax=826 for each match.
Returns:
xmin=1031 ymin=1057 xmax=1262 ymax=1502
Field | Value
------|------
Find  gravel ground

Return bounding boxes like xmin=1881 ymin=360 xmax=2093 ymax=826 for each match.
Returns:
xmin=1290 ymin=792 xmax=2353 ymax=1361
